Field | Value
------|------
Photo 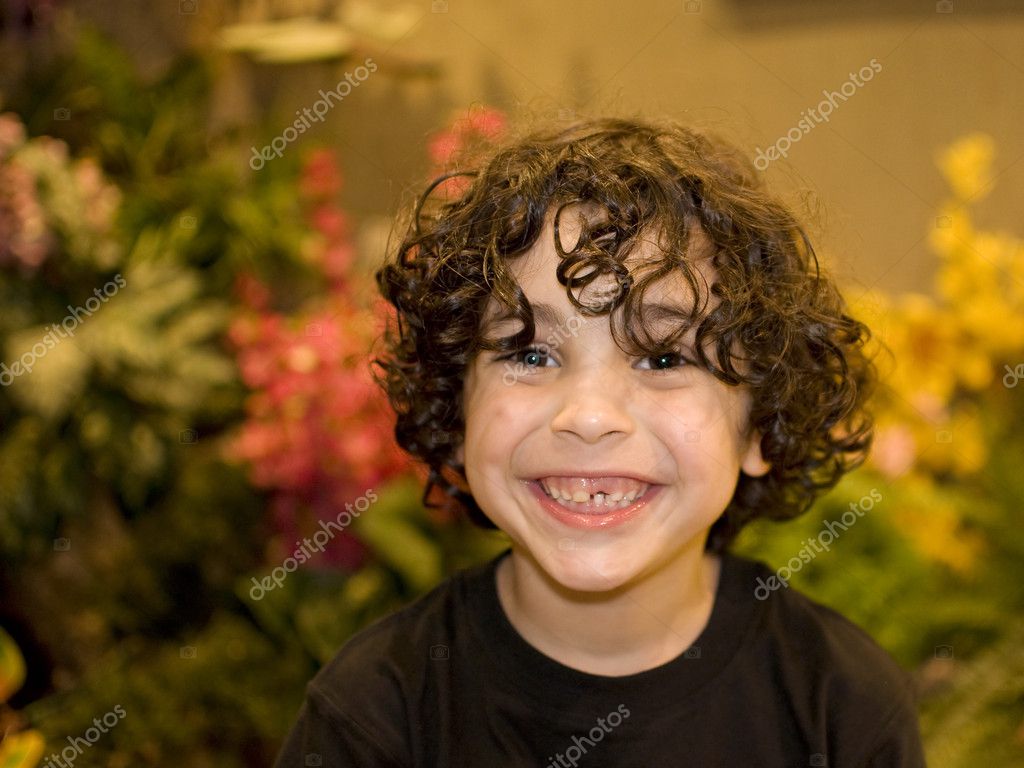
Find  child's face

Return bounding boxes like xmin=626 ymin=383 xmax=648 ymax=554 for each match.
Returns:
xmin=456 ymin=208 xmax=770 ymax=592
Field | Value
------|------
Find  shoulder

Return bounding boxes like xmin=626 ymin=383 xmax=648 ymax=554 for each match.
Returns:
xmin=303 ymin=556 xmax=489 ymax=726
xmin=728 ymin=553 xmax=922 ymax=761
xmin=767 ymin=570 xmax=912 ymax=698
xmin=274 ymin=561 xmax=494 ymax=767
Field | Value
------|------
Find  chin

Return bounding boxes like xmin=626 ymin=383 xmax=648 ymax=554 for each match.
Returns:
xmin=540 ymin=548 xmax=643 ymax=593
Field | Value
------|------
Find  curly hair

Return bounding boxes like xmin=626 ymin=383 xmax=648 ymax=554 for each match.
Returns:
xmin=372 ymin=115 xmax=876 ymax=553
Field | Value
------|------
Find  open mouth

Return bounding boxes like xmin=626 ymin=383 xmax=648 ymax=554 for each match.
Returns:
xmin=533 ymin=478 xmax=657 ymax=516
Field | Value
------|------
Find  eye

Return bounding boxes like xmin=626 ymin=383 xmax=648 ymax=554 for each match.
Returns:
xmin=500 ymin=345 xmax=553 ymax=369
xmin=519 ymin=347 xmax=550 ymax=368
xmin=637 ymin=350 xmax=687 ymax=372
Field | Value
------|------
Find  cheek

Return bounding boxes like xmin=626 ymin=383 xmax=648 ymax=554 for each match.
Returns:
xmin=661 ymin=392 xmax=749 ymax=464
xmin=466 ymin=380 xmax=521 ymax=433
xmin=463 ymin=380 xmax=531 ymax=462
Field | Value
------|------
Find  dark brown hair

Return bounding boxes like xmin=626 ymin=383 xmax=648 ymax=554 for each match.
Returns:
xmin=373 ymin=115 xmax=875 ymax=553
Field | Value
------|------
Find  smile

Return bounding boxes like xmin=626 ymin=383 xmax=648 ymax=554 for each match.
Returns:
xmin=525 ymin=479 xmax=661 ymax=529
xmin=538 ymin=478 xmax=649 ymax=510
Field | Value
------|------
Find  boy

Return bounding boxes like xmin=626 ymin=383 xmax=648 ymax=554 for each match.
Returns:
xmin=274 ymin=116 xmax=926 ymax=766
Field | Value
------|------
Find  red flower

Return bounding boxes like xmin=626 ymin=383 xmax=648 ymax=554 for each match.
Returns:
xmin=300 ymin=148 xmax=343 ymax=201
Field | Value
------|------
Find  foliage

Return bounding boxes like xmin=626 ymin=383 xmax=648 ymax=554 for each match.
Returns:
xmin=0 ymin=628 xmax=44 ymax=768
xmin=734 ymin=132 xmax=1024 ymax=765
xmin=0 ymin=25 xmax=509 ymax=767
xmin=225 ymin=147 xmax=412 ymax=572
xmin=1 ymin=20 xmax=1021 ymax=767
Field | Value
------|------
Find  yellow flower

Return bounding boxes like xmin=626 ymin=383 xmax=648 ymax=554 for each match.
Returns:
xmin=879 ymin=294 xmax=960 ymax=406
xmin=948 ymin=406 xmax=988 ymax=475
xmin=914 ymin=405 xmax=987 ymax=478
xmin=1009 ymin=239 xmax=1024 ymax=306
xmin=955 ymin=345 xmax=994 ymax=391
xmin=0 ymin=729 xmax=45 ymax=768
xmin=936 ymin=230 xmax=997 ymax=301
xmin=960 ymin=300 xmax=1024 ymax=360
xmin=888 ymin=475 xmax=984 ymax=574
xmin=936 ymin=132 xmax=995 ymax=202
xmin=929 ymin=202 xmax=975 ymax=260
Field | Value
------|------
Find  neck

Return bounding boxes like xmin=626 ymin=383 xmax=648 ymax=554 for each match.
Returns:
xmin=496 ymin=541 xmax=721 ymax=677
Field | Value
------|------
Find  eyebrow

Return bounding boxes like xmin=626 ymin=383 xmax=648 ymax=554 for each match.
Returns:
xmin=635 ymin=302 xmax=700 ymax=324
xmin=487 ymin=301 xmax=696 ymax=328
xmin=484 ymin=303 xmax=558 ymax=328
xmin=526 ymin=302 xmax=567 ymax=327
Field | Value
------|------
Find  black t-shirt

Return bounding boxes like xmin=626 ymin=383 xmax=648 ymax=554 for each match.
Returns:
xmin=274 ymin=548 xmax=926 ymax=767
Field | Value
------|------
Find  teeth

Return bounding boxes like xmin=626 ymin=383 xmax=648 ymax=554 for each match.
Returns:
xmin=551 ymin=494 xmax=638 ymax=510
xmin=540 ymin=480 xmax=648 ymax=510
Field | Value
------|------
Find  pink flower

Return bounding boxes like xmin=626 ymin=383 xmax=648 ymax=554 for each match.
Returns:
xmin=299 ymin=149 xmax=343 ymax=200
xmin=228 ymin=145 xmax=424 ymax=572
xmin=234 ymin=272 xmax=271 ymax=310
xmin=0 ymin=161 xmax=53 ymax=270
xmin=312 ymin=206 xmax=349 ymax=241
xmin=457 ymin=108 xmax=506 ymax=139
xmin=323 ymin=243 xmax=355 ymax=281
xmin=0 ymin=113 xmax=26 ymax=159
xmin=871 ymin=424 xmax=917 ymax=479
xmin=428 ymin=133 xmax=460 ymax=166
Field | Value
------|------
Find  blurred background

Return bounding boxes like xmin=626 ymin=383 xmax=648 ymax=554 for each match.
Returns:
xmin=0 ymin=0 xmax=1022 ymax=765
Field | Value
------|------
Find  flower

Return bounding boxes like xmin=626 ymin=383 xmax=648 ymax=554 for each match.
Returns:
xmin=0 ymin=112 xmax=27 ymax=159
xmin=0 ymin=113 xmax=121 ymax=272
xmin=228 ymin=150 xmax=413 ymax=571
xmin=427 ymin=106 xmax=507 ymax=198
xmin=937 ymin=132 xmax=994 ymax=202
xmin=299 ymin=148 xmax=343 ymax=200
xmin=870 ymin=422 xmax=917 ymax=479
xmin=859 ymin=132 xmax=1024 ymax=573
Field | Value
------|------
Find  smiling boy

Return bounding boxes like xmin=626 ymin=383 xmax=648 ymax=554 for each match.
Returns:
xmin=274 ymin=117 xmax=926 ymax=766
xmin=461 ymin=209 xmax=770 ymax=678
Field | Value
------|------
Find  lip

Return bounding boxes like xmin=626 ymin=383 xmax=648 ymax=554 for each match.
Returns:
xmin=531 ymin=471 xmax=660 ymax=484
xmin=524 ymin=479 xmax=661 ymax=530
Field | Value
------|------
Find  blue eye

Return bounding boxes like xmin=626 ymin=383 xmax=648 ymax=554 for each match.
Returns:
xmin=521 ymin=348 xmax=547 ymax=367
xmin=503 ymin=346 xmax=551 ymax=368
xmin=639 ymin=351 xmax=686 ymax=371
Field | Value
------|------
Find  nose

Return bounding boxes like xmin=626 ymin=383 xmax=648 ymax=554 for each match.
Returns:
xmin=549 ymin=364 xmax=635 ymax=443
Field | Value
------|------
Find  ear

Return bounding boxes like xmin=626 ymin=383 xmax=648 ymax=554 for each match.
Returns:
xmin=740 ymin=430 xmax=771 ymax=477
xmin=454 ymin=442 xmax=465 ymax=465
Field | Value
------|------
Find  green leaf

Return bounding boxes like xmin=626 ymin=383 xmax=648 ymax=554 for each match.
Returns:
xmin=353 ymin=478 xmax=443 ymax=592
xmin=0 ymin=626 xmax=27 ymax=703
xmin=0 ymin=730 xmax=45 ymax=768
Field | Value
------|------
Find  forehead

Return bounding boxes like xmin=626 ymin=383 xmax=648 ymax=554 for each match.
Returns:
xmin=482 ymin=202 xmax=719 ymax=329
